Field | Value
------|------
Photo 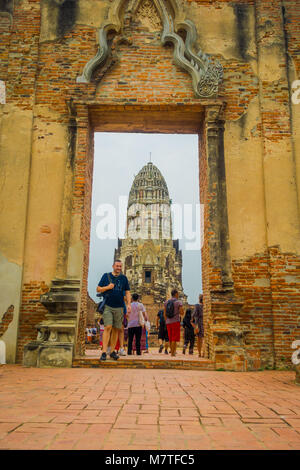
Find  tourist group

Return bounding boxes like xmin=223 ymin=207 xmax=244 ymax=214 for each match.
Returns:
xmin=89 ymin=260 xmax=204 ymax=361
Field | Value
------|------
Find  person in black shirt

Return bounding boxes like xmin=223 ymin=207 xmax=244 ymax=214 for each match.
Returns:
xmin=156 ymin=309 xmax=169 ymax=354
xmin=97 ymin=260 xmax=131 ymax=361
xmin=191 ymin=294 xmax=204 ymax=358
xmin=182 ymin=309 xmax=195 ymax=355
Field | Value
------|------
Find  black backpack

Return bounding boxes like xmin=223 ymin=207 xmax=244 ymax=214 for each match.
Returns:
xmin=165 ymin=299 xmax=175 ymax=319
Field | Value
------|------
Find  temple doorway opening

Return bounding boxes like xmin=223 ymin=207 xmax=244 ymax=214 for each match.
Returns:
xmin=86 ymin=132 xmax=202 ymax=360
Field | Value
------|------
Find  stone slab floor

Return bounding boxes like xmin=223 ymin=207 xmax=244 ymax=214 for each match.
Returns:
xmin=0 ymin=365 xmax=300 ymax=450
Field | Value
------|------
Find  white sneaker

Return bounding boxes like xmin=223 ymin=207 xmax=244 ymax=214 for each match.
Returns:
xmin=119 ymin=348 xmax=126 ymax=356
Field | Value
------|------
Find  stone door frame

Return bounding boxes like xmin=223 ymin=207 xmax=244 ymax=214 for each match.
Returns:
xmin=24 ymin=100 xmax=247 ymax=370
xmin=65 ymin=100 xmax=247 ymax=371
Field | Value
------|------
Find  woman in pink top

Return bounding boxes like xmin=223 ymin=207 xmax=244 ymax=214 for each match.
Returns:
xmin=127 ymin=293 xmax=146 ymax=355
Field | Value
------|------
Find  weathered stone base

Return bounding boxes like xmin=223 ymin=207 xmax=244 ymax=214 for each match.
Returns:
xmin=214 ymin=348 xmax=246 ymax=372
xmin=23 ymin=279 xmax=80 ymax=368
xmin=23 ymin=341 xmax=42 ymax=367
xmin=23 ymin=341 xmax=73 ymax=368
xmin=211 ymin=290 xmax=247 ymax=371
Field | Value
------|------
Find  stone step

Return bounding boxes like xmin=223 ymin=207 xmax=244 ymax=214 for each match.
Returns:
xmin=73 ymin=356 xmax=215 ymax=370
xmin=52 ymin=279 xmax=80 ymax=286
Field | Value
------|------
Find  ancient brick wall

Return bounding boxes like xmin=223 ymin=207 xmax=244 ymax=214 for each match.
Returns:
xmin=0 ymin=0 xmax=299 ymax=368
xmin=16 ymin=282 xmax=49 ymax=362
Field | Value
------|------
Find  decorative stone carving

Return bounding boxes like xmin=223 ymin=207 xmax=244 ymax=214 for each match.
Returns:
xmin=136 ymin=0 xmax=162 ymax=31
xmin=23 ymin=279 xmax=80 ymax=368
xmin=76 ymin=0 xmax=223 ymax=98
xmin=36 ymin=328 xmax=48 ymax=342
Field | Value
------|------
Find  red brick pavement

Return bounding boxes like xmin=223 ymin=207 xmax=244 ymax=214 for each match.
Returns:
xmin=0 ymin=365 xmax=299 ymax=450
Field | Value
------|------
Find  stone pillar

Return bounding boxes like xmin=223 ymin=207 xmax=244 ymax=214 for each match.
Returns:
xmin=55 ymin=99 xmax=78 ymax=280
xmin=204 ymin=105 xmax=248 ymax=371
xmin=205 ymin=105 xmax=233 ymax=290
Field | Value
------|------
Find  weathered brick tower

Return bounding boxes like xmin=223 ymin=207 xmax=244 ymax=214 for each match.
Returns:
xmin=0 ymin=0 xmax=299 ymax=371
xmin=115 ymin=161 xmax=187 ymax=322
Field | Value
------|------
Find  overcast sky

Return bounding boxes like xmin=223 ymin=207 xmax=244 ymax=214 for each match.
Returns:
xmin=88 ymin=132 xmax=202 ymax=304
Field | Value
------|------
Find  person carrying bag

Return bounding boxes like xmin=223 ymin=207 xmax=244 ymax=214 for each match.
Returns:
xmin=97 ymin=273 xmax=113 ymax=314
xmin=127 ymin=293 xmax=146 ymax=355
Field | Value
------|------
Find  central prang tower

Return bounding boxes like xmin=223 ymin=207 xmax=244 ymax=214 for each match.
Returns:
xmin=115 ymin=161 xmax=186 ymax=322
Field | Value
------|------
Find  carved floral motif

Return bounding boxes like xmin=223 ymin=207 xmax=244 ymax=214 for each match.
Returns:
xmin=136 ymin=0 xmax=162 ymax=31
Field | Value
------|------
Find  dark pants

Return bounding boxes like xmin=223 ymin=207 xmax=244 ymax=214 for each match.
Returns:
xmin=128 ymin=326 xmax=142 ymax=355
xmin=184 ymin=328 xmax=195 ymax=353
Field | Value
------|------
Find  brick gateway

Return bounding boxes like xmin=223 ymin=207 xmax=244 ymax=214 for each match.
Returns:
xmin=0 ymin=0 xmax=299 ymax=375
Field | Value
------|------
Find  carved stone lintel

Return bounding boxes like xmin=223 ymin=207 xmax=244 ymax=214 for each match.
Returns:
xmin=76 ymin=0 xmax=223 ymax=98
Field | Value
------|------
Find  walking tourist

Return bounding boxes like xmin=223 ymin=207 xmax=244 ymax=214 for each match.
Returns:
xmin=86 ymin=325 xmax=92 ymax=344
xmin=182 ymin=309 xmax=195 ymax=354
xmin=97 ymin=260 xmax=131 ymax=361
xmin=156 ymin=309 xmax=169 ymax=354
xmin=164 ymin=289 xmax=184 ymax=357
xmin=192 ymin=294 xmax=205 ymax=357
xmin=127 ymin=293 xmax=146 ymax=355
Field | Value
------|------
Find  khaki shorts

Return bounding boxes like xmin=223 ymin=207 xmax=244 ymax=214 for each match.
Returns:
xmin=102 ymin=305 xmax=124 ymax=329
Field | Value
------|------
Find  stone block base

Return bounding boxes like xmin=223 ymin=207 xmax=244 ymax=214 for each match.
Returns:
xmin=23 ymin=341 xmax=73 ymax=368
xmin=215 ymin=349 xmax=246 ymax=371
xmin=23 ymin=341 xmax=42 ymax=367
xmin=245 ymin=349 xmax=262 ymax=371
